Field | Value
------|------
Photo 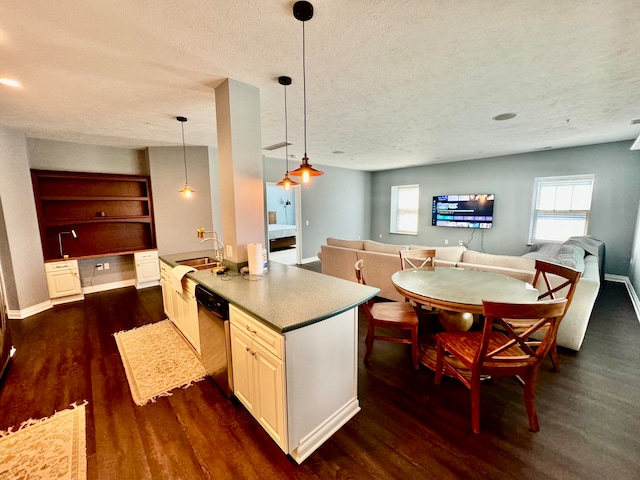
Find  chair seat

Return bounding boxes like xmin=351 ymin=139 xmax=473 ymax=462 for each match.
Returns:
xmin=369 ymin=302 xmax=419 ymax=326
xmin=438 ymin=331 xmax=530 ymax=369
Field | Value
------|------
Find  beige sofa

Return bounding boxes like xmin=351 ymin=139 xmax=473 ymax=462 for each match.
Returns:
xmin=318 ymin=236 xmax=603 ymax=351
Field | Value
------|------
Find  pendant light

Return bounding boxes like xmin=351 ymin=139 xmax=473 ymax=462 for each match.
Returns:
xmin=275 ymin=76 xmax=298 ymax=191
xmin=288 ymin=1 xmax=323 ymax=185
xmin=177 ymin=116 xmax=195 ymax=198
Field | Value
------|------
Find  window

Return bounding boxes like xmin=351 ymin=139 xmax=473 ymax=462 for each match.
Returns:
xmin=529 ymin=175 xmax=594 ymax=243
xmin=390 ymin=185 xmax=419 ymax=235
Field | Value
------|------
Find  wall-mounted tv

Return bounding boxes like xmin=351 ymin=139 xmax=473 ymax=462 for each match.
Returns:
xmin=432 ymin=194 xmax=495 ymax=229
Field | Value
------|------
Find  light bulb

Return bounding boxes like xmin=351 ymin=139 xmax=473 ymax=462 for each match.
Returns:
xmin=284 ymin=180 xmax=291 ymax=191
xmin=184 ymin=189 xmax=191 ymax=198
xmin=302 ymin=170 xmax=310 ymax=184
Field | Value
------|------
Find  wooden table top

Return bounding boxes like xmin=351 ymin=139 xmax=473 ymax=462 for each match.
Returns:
xmin=392 ymin=267 xmax=539 ymax=314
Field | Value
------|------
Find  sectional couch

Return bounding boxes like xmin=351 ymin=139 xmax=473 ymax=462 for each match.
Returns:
xmin=318 ymin=236 xmax=604 ymax=351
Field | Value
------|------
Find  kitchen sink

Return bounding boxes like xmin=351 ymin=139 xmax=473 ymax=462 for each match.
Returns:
xmin=175 ymin=257 xmax=222 ymax=270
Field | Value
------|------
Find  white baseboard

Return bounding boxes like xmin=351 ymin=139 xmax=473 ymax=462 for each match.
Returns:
xmin=82 ymin=279 xmax=136 ymax=294
xmin=301 ymin=255 xmax=320 ymax=264
xmin=51 ymin=293 xmax=85 ymax=306
xmin=288 ymin=398 xmax=361 ymax=464
xmin=7 ymin=299 xmax=53 ymax=320
xmin=604 ymin=274 xmax=640 ymax=323
xmin=135 ymin=279 xmax=160 ymax=289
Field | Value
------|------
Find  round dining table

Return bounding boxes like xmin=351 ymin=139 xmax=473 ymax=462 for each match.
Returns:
xmin=391 ymin=267 xmax=539 ymax=372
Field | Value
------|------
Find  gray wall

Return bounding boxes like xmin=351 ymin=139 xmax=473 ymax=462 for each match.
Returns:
xmin=0 ymin=127 xmax=50 ymax=310
xmin=263 ymin=156 xmax=372 ymax=260
xmin=27 ymin=138 xmax=148 ymax=175
xmin=371 ymin=141 xmax=640 ymax=276
xmin=148 ymin=146 xmax=214 ymax=255
xmin=630 ymin=200 xmax=640 ymax=295
xmin=266 ymin=185 xmax=296 ymax=225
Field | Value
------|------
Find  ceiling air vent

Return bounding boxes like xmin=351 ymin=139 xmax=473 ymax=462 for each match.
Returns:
xmin=263 ymin=142 xmax=292 ymax=151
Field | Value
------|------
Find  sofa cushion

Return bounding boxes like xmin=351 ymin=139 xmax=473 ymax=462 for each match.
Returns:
xmin=326 ymin=237 xmax=364 ymax=250
xmin=462 ymin=250 xmax=536 ymax=271
xmin=363 ymin=240 xmax=409 ymax=254
xmin=320 ymin=245 xmax=359 ymax=282
xmin=410 ymin=244 xmax=466 ymax=263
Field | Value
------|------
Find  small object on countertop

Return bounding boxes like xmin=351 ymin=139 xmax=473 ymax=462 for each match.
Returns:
xmin=240 ymin=266 xmax=249 ymax=273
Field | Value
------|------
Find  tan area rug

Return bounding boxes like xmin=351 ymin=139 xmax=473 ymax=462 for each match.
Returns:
xmin=114 ymin=320 xmax=207 ymax=406
xmin=0 ymin=402 xmax=87 ymax=480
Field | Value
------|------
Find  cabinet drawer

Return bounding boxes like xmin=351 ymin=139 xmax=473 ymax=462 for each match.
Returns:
xmin=230 ymin=304 xmax=283 ymax=359
xmin=45 ymin=260 xmax=79 ymax=273
xmin=135 ymin=250 xmax=158 ymax=261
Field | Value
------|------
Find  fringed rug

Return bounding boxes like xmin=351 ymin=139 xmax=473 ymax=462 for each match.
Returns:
xmin=0 ymin=402 xmax=87 ymax=480
xmin=114 ymin=320 xmax=207 ymax=406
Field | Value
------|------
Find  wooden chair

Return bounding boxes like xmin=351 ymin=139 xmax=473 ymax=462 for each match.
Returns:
xmin=528 ymin=260 xmax=581 ymax=371
xmin=355 ymin=259 xmax=420 ymax=369
xmin=435 ymin=298 xmax=567 ymax=433
xmin=399 ymin=249 xmax=436 ymax=270
xmin=400 ymin=249 xmax=438 ymax=316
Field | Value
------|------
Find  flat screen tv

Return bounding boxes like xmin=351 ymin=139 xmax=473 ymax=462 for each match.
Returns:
xmin=432 ymin=194 xmax=495 ymax=229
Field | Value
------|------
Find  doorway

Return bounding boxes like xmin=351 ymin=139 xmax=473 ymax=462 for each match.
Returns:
xmin=265 ymin=183 xmax=302 ymax=265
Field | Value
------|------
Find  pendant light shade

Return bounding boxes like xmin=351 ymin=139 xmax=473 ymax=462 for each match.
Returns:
xmin=276 ymin=76 xmax=298 ymax=192
xmin=288 ymin=1 xmax=323 ymax=184
xmin=177 ymin=116 xmax=195 ymax=198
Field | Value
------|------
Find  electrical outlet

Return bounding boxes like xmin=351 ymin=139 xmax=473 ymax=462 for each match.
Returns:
xmin=379 ymin=234 xmax=383 ymax=239
xmin=226 ymin=245 xmax=233 ymax=258
xmin=104 ymin=262 xmax=110 ymax=270
xmin=444 ymin=239 xmax=449 ymax=245
xmin=96 ymin=263 xmax=103 ymax=270
xmin=458 ymin=240 xmax=465 ymax=246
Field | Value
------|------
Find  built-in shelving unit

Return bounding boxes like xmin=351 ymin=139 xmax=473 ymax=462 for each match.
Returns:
xmin=31 ymin=170 xmax=157 ymax=260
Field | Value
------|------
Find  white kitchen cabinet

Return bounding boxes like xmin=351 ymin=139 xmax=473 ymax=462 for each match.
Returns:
xmin=159 ymin=262 xmax=174 ymax=319
xmin=230 ymin=305 xmax=286 ymax=451
xmin=176 ymin=278 xmax=200 ymax=354
xmin=160 ymin=264 xmax=200 ymax=355
xmin=229 ymin=303 xmax=360 ymax=464
xmin=134 ymin=250 xmax=160 ymax=289
xmin=45 ymin=260 xmax=84 ymax=305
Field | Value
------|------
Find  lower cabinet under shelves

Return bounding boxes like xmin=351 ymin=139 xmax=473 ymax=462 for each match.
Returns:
xmin=45 ymin=260 xmax=84 ymax=305
xmin=229 ymin=304 xmax=361 ymax=464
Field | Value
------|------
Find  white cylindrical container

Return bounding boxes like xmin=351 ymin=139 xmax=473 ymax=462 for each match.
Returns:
xmin=247 ymin=243 xmax=264 ymax=275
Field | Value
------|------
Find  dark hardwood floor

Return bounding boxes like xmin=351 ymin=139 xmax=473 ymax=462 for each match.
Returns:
xmin=0 ymin=278 xmax=638 ymax=479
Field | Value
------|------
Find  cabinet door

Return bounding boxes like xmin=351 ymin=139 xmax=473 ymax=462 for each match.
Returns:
xmin=45 ymin=262 xmax=82 ymax=299
xmin=170 ymin=287 xmax=184 ymax=332
xmin=160 ymin=273 xmax=173 ymax=319
xmin=230 ymin=325 xmax=255 ymax=414
xmin=136 ymin=260 xmax=160 ymax=283
xmin=181 ymin=289 xmax=200 ymax=354
xmin=254 ymin=344 xmax=286 ymax=451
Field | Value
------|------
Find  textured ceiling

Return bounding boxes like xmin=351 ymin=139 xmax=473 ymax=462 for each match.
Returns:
xmin=1 ymin=0 xmax=640 ymax=171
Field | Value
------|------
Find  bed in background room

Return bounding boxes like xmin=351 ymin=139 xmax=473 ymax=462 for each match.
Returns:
xmin=268 ymin=211 xmax=297 ymax=251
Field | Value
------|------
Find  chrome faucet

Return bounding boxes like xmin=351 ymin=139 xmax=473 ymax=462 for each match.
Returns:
xmin=196 ymin=227 xmax=225 ymax=264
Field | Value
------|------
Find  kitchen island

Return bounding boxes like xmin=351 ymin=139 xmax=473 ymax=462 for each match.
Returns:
xmin=160 ymin=250 xmax=378 ymax=464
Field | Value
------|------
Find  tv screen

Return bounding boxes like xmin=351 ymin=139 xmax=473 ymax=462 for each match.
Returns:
xmin=432 ymin=194 xmax=495 ymax=229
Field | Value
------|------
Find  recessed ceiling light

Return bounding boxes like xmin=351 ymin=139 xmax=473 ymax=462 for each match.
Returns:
xmin=332 ymin=150 xmax=344 ymax=154
xmin=0 ymin=78 xmax=22 ymax=88
xmin=631 ymin=119 xmax=640 ymax=125
xmin=492 ymin=112 xmax=518 ymax=121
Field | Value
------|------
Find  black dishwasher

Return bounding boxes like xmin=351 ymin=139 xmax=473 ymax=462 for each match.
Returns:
xmin=194 ymin=285 xmax=233 ymax=397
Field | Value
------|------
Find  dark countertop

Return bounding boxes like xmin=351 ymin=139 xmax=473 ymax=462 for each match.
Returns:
xmin=160 ymin=250 xmax=379 ymax=334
